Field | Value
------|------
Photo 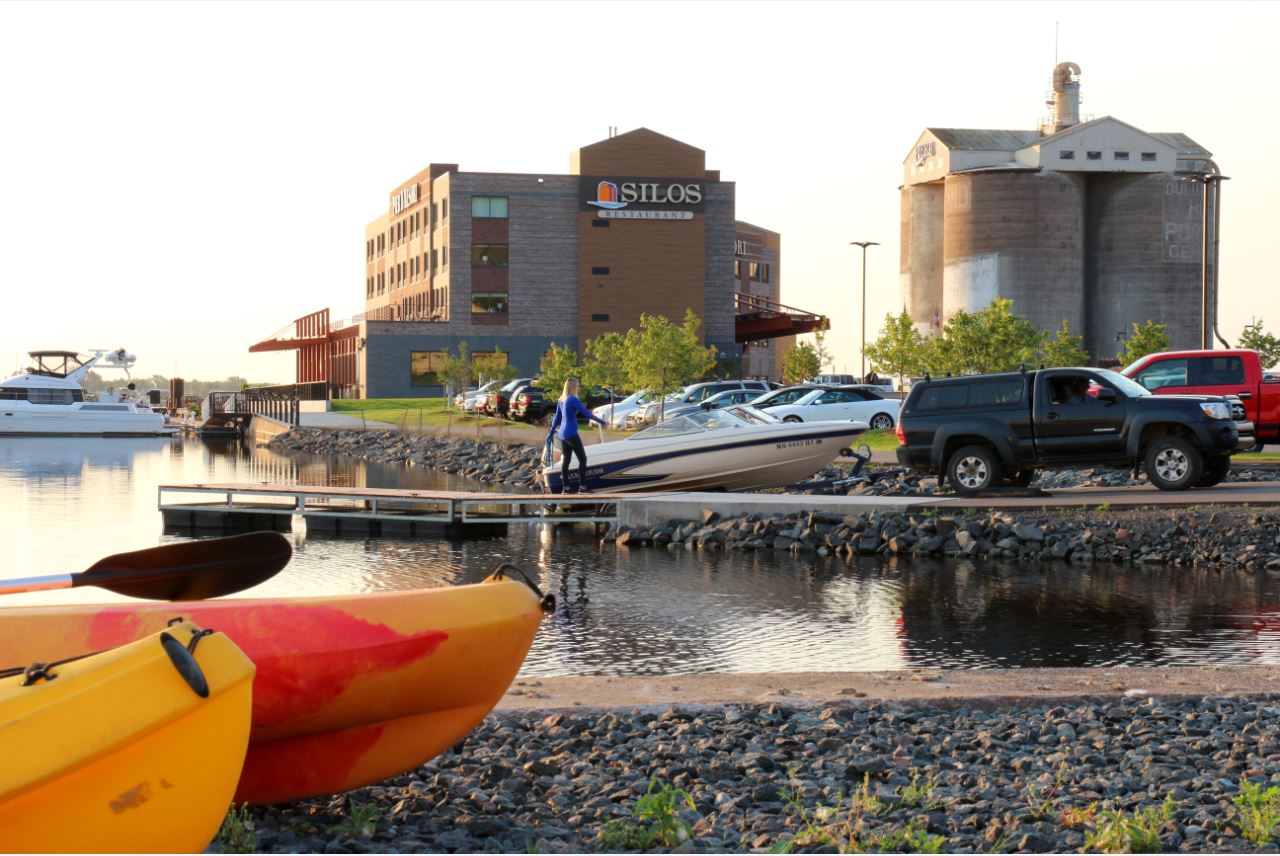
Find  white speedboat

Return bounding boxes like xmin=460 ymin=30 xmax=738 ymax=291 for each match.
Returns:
xmin=0 ymin=350 xmax=172 ymax=436
xmin=541 ymin=405 xmax=866 ymax=493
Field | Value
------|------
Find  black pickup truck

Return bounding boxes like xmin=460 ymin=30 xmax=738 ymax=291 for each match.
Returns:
xmin=896 ymin=367 xmax=1255 ymax=496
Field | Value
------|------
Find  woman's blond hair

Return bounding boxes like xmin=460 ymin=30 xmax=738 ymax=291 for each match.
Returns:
xmin=559 ymin=377 xmax=580 ymax=402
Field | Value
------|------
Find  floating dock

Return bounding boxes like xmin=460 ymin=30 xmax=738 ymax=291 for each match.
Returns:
xmin=157 ymin=483 xmax=623 ymax=535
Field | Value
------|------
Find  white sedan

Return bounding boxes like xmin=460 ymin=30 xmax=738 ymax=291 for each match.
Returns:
xmin=766 ymin=387 xmax=901 ymax=430
xmin=592 ymin=390 xmax=653 ymax=429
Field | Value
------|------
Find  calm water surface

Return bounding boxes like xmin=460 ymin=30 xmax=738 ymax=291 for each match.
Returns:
xmin=3 ymin=435 xmax=1279 ymax=675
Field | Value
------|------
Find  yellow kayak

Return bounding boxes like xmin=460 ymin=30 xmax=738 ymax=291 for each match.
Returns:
xmin=0 ymin=621 xmax=255 ymax=854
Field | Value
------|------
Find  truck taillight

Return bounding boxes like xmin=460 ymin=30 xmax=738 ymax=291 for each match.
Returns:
xmin=895 ymin=420 xmax=906 ymax=445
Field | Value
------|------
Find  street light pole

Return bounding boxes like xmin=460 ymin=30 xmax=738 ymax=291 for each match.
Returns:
xmin=850 ymin=241 xmax=879 ymax=380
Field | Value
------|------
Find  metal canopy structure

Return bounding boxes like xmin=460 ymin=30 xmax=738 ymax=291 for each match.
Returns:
xmin=733 ymin=292 xmax=829 ymax=343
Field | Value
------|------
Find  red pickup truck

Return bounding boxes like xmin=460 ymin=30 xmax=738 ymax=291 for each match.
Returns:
xmin=1122 ymin=349 xmax=1278 ymax=450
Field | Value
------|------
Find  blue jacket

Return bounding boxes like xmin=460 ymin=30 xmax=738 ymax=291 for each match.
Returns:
xmin=549 ymin=395 xmax=605 ymax=441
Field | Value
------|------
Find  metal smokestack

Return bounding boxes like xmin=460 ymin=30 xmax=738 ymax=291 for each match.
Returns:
xmin=1051 ymin=62 xmax=1082 ymax=132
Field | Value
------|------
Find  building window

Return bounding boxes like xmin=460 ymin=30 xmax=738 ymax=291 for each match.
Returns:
xmin=441 ymin=198 xmax=447 ymax=219
xmin=390 ymin=267 xmax=396 ymax=287
xmin=442 ymin=246 xmax=448 ymax=267
xmin=1114 ymin=151 xmax=1129 ymax=161
xmin=734 ymin=259 xmax=742 ymax=277
xmin=1141 ymin=152 xmax=1157 ymax=162
xmin=431 ymin=203 xmax=438 ymax=224
xmin=591 ymin=219 xmax=609 ymax=228
xmin=591 ymin=266 xmax=610 ymax=275
xmin=431 ymin=249 xmax=438 ymax=270
xmin=472 ymin=196 xmax=508 ymax=218
xmin=1086 ymin=151 xmax=1102 ymax=161
xmin=1059 ymin=150 xmax=1075 ymax=160
xmin=471 ymin=292 xmax=508 ymax=314
xmin=471 ymin=244 xmax=509 ymax=266
xmin=591 ymin=313 xmax=610 ymax=322
xmin=749 ymin=262 xmax=770 ymax=283
xmin=410 ymin=351 xmax=447 ymax=386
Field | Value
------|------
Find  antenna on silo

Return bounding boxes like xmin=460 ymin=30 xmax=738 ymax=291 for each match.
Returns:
xmin=1054 ymin=20 xmax=1059 ymax=67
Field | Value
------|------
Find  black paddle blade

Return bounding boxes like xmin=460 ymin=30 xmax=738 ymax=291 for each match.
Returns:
xmin=78 ymin=532 xmax=293 ymax=601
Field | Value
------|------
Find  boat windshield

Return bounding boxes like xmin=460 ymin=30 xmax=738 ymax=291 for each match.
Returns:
xmin=629 ymin=404 xmax=777 ymax=439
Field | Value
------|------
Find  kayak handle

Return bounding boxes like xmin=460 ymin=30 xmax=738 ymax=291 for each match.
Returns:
xmin=493 ymin=563 xmax=556 ymax=613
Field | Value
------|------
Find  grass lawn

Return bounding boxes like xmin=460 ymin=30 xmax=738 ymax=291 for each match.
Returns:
xmin=857 ymin=429 xmax=899 ymax=452
xmin=329 ymin=398 xmax=630 ymax=437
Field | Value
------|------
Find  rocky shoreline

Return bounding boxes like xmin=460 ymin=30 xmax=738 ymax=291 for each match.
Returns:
xmin=221 ymin=694 xmax=1280 ymax=854
xmin=606 ymin=507 xmax=1280 ymax=572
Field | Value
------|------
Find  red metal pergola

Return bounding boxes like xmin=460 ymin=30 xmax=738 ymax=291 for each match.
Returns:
xmin=734 ymin=292 xmax=829 ymax=343
xmin=249 ymin=309 xmax=358 ymax=395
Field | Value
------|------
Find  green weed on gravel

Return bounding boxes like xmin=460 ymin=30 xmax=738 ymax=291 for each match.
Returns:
xmin=597 ymin=778 xmax=697 ymax=850
xmin=1084 ymin=796 xmax=1176 ymax=853
xmin=213 ymin=803 xmax=255 ymax=853
xmin=329 ymin=798 xmax=380 ymax=839
xmin=895 ymin=772 xmax=943 ymax=810
xmin=772 ymin=774 xmax=944 ymax=853
xmin=1234 ymin=778 xmax=1280 ymax=845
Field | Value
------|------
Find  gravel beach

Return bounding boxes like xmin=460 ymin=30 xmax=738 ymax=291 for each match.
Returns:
xmin=220 ymin=674 xmax=1280 ymax=854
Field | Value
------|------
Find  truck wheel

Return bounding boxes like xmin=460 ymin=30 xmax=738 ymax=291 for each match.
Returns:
xmin=870 ymin=413 xmax=894 ymax=431
xmin=1002 ymin=469 xmax=1035 ymax=487
xmin=947 ymin=445 xmax=1000 ymax=496
xmin=1195 ymin=455 xmax=1232 ymax=488
xmin=1145 ymin=437 xmax=1203 ymax=491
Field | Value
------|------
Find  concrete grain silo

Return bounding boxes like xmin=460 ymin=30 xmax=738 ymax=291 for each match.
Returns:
xmin=941 ymin=169 xmax=1086 ymax=336
xmin=1085 ymin=173 xmax=1214 ymax=358
xmin=899 ymin=62 xmax=1221 ymax=362
xmin=899 ymin=183 xmax=944 ymax=333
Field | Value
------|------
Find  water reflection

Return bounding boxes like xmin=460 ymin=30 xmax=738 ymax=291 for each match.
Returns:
xmin=2 ymin=435 xmax=1278 ymax=673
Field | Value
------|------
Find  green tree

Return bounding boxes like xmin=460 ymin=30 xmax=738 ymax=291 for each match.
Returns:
xmin=537 ymin=342 xmax=580 ymax=398
xmin=1239 ymin=320 xmax=1280 ymax=369
xmin=624 ymin=310 xmax=716 ymax=420
xmin=437 ymin=341 xmax=472 ymax=401
xmin=1117 ymin=320 xmax=1171 ymax=367
xmin=811 ymin=330 xmax=834 ymax=372
xmin=582 ymin=331 xmax=630 ymax=418
xmin=929 ymin=298 xmax=1042 ymax=375
xmin=863 ymin=311 xmax=927 ymax=385
xmin=781 ymin=340 xmax=822 ymax=384
xmin=1042 ymin=320 xmax=1090 ymax=368
xmin=474 ymin=346 xmax=519 ymax=384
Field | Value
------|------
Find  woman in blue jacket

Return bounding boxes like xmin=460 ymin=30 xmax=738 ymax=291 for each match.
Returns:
xmin=548 ymin=377 xmax=607 ymax=493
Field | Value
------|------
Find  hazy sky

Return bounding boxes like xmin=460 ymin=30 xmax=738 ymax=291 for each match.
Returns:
xmin=2 ymin=0 xmax=1276 ymax=382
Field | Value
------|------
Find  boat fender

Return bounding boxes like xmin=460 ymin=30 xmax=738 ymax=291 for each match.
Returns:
xmin=492 ymin=563 xmax=557 ymax=614
xmin=159 ymin=621 xmax=212 ymax=698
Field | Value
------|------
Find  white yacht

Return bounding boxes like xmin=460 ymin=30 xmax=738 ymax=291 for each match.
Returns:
xmin=0 ymin=350 xmax=171 ymax=436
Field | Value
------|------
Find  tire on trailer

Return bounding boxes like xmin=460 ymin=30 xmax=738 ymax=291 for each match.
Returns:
xmin=1144 ymin=436 xmax=1203 ymax=491
xmin=947 ymin=444 xmax=1000 ymax=497
xmin=1195 ymin=455 xmax=1232 ymax=488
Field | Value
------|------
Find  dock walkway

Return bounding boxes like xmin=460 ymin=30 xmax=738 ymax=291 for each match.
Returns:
xmin=157 ymin=483 xmax=625 ymax=535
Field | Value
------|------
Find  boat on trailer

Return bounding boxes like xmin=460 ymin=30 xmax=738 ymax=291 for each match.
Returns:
xmin=0 ymin=350 xmax=172 ymax=437
xmin=542 ymin=405 xmax=867 ymax=493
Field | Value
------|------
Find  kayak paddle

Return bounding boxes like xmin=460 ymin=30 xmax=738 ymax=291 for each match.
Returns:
xmin=0 ymin=531 xmax=293 ymax=601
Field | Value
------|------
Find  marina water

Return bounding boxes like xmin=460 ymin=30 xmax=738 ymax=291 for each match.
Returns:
xmin=3 ymin=435 xmax=1279 ymax=675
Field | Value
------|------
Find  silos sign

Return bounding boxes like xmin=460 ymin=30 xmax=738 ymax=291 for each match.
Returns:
xmin=580 ymin=177 xmax=703 ymax=220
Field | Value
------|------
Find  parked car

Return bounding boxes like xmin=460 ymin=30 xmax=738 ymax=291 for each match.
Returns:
xmin=810 ymin=373 xmax=858 ymax=386
xmin=896 ymin=367 xmax=1254 ymax=496
xmin=659 ymin=388 xmax=763 ymax=422
xmin=482 ymin=378 xmax=534 ymax=417
xmin=454 ymin=380 xmax=501 ymax=413
xmin=634 ymin=380 xmax=771 ymax=426
xmin=1121 ymin=349 xmax=1280 ymax=452
xmin=593 ymin=390 xmax=653 ymax=429
xmin=766 ymin=386 xmax=901 ymax=430
xmin=512 ymin=384 xmax=617 ymax=424
xmin=750 ymin=384 xmax=830 ymax=409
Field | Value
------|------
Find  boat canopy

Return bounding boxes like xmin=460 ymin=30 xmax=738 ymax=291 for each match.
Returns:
xmin=629 ymin=405 xmax=778 ymax=440
xmin=24 ymin=352 xmax=87 ymax=378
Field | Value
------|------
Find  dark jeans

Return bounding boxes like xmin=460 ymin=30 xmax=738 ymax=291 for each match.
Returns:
xmin=560 ymin=434 xmax=588 ymax=491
